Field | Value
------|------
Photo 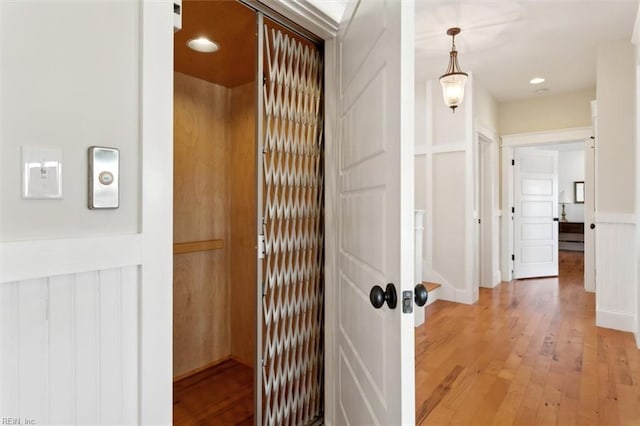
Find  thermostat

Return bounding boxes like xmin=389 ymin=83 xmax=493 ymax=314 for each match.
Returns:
xmin=88 ymin=146 xmax=119 ymax=209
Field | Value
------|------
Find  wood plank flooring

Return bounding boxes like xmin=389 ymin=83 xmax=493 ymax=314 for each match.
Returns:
xmin=173 ymin=359 xmax=253 ymax=425
xmin=415 ymin=251 xmax=640 ymax=425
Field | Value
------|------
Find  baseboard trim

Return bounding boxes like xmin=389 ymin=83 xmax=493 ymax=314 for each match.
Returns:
xmin=596 ymin=309 xmax=637 ymax=332
xmin=455 ymin=288 xmax=475 ymax=305
xmin=493 ymin=271 xmax=501 ymax=286
xmin=173 ymin=356 xmax=232 ymax=382
xmin=425 ymin=286 xmax=441 ymax=306
xmin=230 ymin=355 xmax=254 ymax=369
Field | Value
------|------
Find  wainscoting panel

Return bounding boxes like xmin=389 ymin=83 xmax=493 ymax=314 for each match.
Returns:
xmin=0 ymin=267 xmax=139 ymax=425
xmin=595 ymin=220 xmax=637 ymax=332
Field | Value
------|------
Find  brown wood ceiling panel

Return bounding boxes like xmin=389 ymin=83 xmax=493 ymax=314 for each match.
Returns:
xmin=175 ymin=0 xmax=256 ymax=88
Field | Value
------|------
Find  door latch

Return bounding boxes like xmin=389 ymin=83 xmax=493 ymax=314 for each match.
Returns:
xmin=402 ymin=291 xmax=413 ymax=314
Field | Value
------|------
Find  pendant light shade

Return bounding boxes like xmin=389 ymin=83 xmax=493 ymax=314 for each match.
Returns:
xmin=440 ymin=27 xmax=468 ymax=112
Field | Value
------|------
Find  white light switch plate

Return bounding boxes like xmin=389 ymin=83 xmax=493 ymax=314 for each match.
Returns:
xmin=22 ymin=146 xmax=63 ymax=199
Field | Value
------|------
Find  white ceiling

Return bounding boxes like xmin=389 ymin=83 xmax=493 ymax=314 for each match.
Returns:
xmin=310 ymin=0 xmax=639 ymax=102
xmin=416 ymin=0 xmax=639 ymax=101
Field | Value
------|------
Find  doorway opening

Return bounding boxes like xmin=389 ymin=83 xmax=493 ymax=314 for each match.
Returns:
xmin=502 ymin=131 xmax=593 ymax=291
xmin=172 ymin=2 xmax=325 ymax=424
xmin=173 ymin=1 xmax=257 ymax=423
xmin=477 ymin=133 xmax=500 ymax=291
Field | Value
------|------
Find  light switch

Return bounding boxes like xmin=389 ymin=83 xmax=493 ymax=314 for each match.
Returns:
xmin=22 ymin=146 xmax=63 ymax=199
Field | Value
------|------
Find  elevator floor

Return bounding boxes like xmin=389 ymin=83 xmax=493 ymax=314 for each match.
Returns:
xmin=173 ymin=359 xmax=253 ymax=425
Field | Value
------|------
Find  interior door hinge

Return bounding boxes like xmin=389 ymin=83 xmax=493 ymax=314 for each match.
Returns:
xmin=511 ymin=159 xmax=515 ymax=166
xmin=512 ymin=254 xmax=515 ymax=261
xmin=511 ymin=206 xmax=515 ymax=214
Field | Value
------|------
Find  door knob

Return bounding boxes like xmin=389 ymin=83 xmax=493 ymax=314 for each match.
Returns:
xmin=590 ymin=223 xmax=595 ymax=229
xmin=414 ymin=284 xmax=428 ymax=307
xmin=369 ymin=283 xmax=398 ymax=309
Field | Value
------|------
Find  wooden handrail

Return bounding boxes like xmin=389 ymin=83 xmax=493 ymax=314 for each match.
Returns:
xmin=173 ymin=239 xmax=224 ymax=255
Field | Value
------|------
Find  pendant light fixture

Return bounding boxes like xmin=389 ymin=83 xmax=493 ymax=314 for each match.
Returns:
xmin=440 ymin=27 xmax=468 ymax=112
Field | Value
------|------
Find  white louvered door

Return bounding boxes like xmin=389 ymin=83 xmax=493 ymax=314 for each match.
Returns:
xmin=259 ymin=18 xmax=324 ymax=426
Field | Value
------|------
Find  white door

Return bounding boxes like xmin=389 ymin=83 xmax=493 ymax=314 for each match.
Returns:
xmin=331 ymin=0 xmax=415 ymax=424
xmin=513 ymin=148 xmax=559 ymax=279
xmin=584 ymin=137 xmax=596 ymax=292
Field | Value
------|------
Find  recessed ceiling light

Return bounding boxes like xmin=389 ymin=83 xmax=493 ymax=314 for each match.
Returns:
xmin=187 ymin=37 xmax=219 ymax=53
xmin=530 ymin=77 xmax=545 ymax=85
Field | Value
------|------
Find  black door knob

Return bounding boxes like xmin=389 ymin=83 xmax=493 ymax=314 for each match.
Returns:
xmin=414 ymin=284 xmax=428 ymax=307
xmin=369 ymin=283 xmax=398 ymax=309
xmin=590 ymin=223 xmax=595 ymax=230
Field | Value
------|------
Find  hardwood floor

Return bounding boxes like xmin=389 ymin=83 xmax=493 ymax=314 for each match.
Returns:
xmin=173 ymin=359 xmax=254 ymax=425
xmin=416 ymin=251 xmax=640 ymax=425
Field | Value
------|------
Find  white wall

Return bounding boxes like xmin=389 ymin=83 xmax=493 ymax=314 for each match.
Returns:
xmin=0 ymin=1 xmax=174 ymax=422
xmin=414 ymin=76 xmax=499 ymax=302
xmin=0 ymin=1 xmax=140 ymax=242
xmin=597 ymin=40 xmax=636 ymax=214
xmin=498 ymin=88 xmax=595 ymax=136
xmin=414 ymin=77 xmax=476 ymax=304
xmin=595 ymin=37 xmax=637 ymax=332
xmin=432 ymin=151 xmax=466 ymax=290
xmin=559 ymin=150 xmax=585 ymax=222
xmin=475 ymin=84 xmax=499 ymax=133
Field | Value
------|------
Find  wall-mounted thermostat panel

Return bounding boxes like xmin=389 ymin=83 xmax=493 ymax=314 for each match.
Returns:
xmin=88 ymin=146 xmax=119 ymax=209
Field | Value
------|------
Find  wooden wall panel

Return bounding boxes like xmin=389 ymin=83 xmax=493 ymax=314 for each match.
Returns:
xmin=229 ymin=81 xmax=257 ymax=367
xmin=173 ymin=250 xmax=230 ymax=377
xmin=174 ymin=72 xmax=229 ymax=244
xmin=173 ymin=72 xmax=232 ymax=378
xmin=173 ymin=73 xmax=257 ymax=376
xmin=0 ymin=267 xmax=139 ymax=425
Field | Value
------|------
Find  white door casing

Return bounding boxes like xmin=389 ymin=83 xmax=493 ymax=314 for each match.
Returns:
xmin=331 ymin=0 xmax=415 ymax=424
xmin=585 ymin=137 xmax=596 ymax=292
xmin=513 ymin=148 xmax=559 ymax=279
xmin=479 ymin=137 xmax=494 ymax=287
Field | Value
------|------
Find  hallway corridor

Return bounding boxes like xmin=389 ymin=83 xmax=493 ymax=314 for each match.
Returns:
xmin=415 ymin=251 xmax=640 ymax=425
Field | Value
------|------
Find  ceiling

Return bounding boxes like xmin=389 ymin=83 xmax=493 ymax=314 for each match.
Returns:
xmin=175 ymin=1 xmax=320 ymax=87
xmin=174 ymin=1 xmax=256 ymax=87
xmin=415 ymin=1 xmax=638 ymax=101
xmin=309 ymin=0 xmax=638 ymax=102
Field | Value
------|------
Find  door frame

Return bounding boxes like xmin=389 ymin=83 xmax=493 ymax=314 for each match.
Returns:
xmin=233 ymin=1 xmax=348 ymax=424
xmin=142 ymin=1 xmax=339 ymax=424
xmin=475 ymin=122 xmax=500 ymax=289
xmin=501 ymin=126 xmax=593 ymax=283
xmin=140 ymin=2 xmax=174 ymax=423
